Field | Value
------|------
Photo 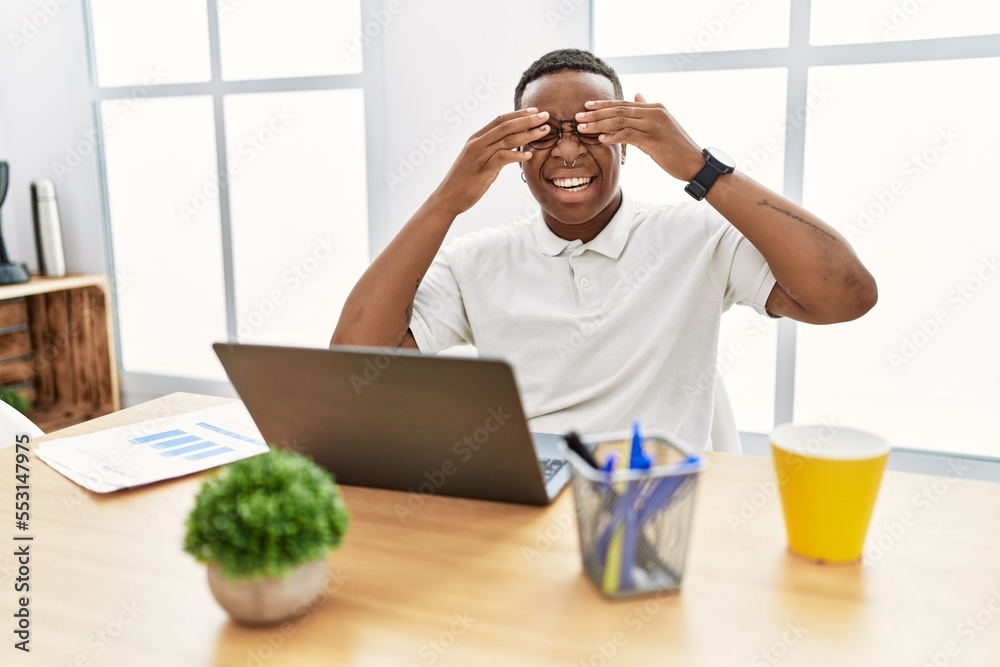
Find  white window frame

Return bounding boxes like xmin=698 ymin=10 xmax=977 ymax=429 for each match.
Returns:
xmin=593 ymin=2 xmax=1000 ymax=478
xmin=83 ymin=0 xmax=388 ymax=404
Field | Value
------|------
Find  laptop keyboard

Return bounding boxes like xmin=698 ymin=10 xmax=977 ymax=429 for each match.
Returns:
xmin=539 ymin=458 xmax=567 ymax=482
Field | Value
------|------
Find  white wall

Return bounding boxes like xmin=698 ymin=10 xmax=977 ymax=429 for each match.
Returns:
xmin=372 ymin=0 xmax=591 ymax=251
xmin=0 ymin=0 xmax=106 ymax=275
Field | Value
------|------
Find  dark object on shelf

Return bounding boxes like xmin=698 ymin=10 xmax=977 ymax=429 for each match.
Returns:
xmin=0 ymin=162 xmax=31 ymax=285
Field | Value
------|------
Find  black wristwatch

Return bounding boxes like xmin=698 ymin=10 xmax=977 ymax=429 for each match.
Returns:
xmin=685 ymin=147 xmax=735 ymax=201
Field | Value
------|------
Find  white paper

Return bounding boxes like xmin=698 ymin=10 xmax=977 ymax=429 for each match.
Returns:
xmin=36 ymin=402 xmax=268 ymax=493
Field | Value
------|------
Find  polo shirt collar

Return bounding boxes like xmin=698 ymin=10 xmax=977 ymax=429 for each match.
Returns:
xmin=530 ymin=194 xmax=634 ymax=259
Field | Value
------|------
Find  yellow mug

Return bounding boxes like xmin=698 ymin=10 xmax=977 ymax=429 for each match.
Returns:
xmin=770 ymin=424 xmax=890 ymax=563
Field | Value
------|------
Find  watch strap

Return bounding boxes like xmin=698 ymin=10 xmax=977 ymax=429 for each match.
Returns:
xmin=685 ymin=148 xmax=734 ymax=201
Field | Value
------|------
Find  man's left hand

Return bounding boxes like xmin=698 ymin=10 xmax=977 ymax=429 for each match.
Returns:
xmin=575 ymin=93 xmax=704 ymax=181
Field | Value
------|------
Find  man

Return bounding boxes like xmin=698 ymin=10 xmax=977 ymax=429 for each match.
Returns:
xmin=331 ymin=49 xmax=876 ymax=448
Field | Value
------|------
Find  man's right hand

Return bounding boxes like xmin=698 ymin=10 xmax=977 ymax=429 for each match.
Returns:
xmin=431 ymin=108 xmax=551 ymax=218
xmin=332 ymin=109 xmax=551 ymax=349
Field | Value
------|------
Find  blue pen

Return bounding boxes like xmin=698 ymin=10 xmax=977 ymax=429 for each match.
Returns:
xmin=594 ymin=452 xmax=701 ymax=567
xmin=635 ymin=455 xmax=702 ymax=526
xmin=618 ymin=421 xmax=651 ymax=591
xmin=600 ymin=453 xmax=625 ymax=593
xmin=629 ymin=420 xmax=652 ymax=470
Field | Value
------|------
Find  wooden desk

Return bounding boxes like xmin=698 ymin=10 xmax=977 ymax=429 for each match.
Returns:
xmin=3 ymin=393 xmax=1000 ymax=666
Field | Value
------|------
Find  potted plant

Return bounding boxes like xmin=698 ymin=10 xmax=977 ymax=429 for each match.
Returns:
xmin=0 ymin=385 xmax=31 ymax=414
xmin=184 ymin=448 xmax=349 ymax=625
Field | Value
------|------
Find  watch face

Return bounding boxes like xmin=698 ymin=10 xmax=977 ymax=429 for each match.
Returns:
xmin=706 ymin=147 xmax=736 ymax=170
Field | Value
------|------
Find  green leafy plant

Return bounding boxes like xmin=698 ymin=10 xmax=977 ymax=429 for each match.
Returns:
xmin=0 ymin=386 xmax=31 ymax=414
xmin=184 ymin=448 xmax=349 ymax=581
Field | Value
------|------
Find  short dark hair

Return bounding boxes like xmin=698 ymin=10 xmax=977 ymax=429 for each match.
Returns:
xmin=514 ymin=48 xmax=624 ymax=109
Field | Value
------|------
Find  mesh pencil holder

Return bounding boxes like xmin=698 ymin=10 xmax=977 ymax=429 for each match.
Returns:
xmin=558 ymin=432 xmax=708 ymax=599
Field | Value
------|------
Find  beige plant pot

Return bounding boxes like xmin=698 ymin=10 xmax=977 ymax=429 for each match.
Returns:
xmin=207 ymin=558 xmax=329 ymax=625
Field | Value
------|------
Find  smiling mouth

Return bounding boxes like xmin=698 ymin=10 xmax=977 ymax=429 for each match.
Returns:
xmin=550 ymin=177 xmax=595 ymax=192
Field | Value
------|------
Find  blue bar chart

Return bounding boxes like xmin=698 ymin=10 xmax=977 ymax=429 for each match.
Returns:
xmin=130 ymin=429 xmax=234 ymax=461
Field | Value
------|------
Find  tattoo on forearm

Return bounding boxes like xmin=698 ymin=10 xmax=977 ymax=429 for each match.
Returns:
xmin=757 ymin=198 xmax=838 ymax=241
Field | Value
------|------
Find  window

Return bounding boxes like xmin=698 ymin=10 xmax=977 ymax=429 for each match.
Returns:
xmin=595 ymin=1 xmax=1000 ymax=456
xmin=87 ymin=0 xmax=369 ymax=382
xmin=594 ymin=0 xmax=791 ymax=57
xmin=796 ymin=57 xmax=1000 ymax=458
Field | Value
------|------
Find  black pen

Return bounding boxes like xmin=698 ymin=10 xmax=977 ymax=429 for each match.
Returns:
xmin=564 ymin=431 xmax=601 ymax=469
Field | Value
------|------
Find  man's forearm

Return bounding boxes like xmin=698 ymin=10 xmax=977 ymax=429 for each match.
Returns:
xmin=333 ymin=107 xmax=547 ymax=347
xmin=705 ymin=171 xmax=877 ymax=323
xmin=331 ymin=193 xmax=456 ymax=347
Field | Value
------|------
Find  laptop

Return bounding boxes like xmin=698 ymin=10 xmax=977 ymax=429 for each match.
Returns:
xmin=212 ymin=343 xmax=573 ymax=505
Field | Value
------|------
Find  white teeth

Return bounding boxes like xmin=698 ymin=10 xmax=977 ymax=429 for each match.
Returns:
xmin=552 ymin=177 xmax=593 ymax=190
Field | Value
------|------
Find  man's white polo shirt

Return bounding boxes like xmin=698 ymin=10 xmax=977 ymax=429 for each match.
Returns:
xmin=408 ymin=195 xmax=776 ymax=449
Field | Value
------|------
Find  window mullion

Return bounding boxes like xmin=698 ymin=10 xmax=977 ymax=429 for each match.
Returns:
xmin=205 ymin=0 xmax=238 ymax=342
xmin=773 ymin=0 xmax=815 ymax=426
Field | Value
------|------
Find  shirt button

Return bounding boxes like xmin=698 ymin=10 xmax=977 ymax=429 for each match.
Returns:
xmin=579 ymin=278 xmax=590 ymax=288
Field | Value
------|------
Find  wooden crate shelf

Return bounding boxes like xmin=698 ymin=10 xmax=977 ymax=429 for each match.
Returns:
xmin=0 ymin=275 xmax=120 ymax=432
